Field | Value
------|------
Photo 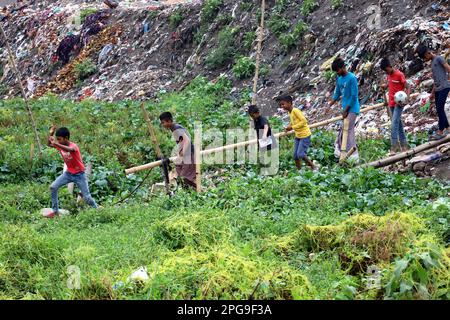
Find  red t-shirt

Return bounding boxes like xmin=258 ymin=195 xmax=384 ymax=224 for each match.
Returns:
xmin=55 ymin=142 xmax=85 ymax=174
xmin=387 ymin=69 xmax=407 ymax=107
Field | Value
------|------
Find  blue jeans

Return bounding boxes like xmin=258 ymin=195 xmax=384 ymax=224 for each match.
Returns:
xmin=391 ymin=106 xmax=407 ymax=149
xmin=435 ymin=87 xmax=450 ymax=131
xmin=293 ymin=136 xmax=311 ymax=160
xmin=50 ymin=171 xmax=98 ymax=213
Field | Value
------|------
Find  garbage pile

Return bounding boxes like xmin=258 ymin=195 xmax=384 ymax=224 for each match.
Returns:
xmin=0 ymin=0 xmax=193 ymax=101
xmin=0 ymin=0 xmax=449 ymax=135
xmin=286 ymin=12 xmax=450 ymax=138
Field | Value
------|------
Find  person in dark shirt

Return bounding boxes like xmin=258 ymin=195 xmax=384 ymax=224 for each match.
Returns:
xmin=248 ymin=105 xmax=278 ymax=152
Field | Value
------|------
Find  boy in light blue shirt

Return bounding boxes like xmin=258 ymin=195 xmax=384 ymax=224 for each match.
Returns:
xmin=329 ymin=57 xmax=360 ymax=162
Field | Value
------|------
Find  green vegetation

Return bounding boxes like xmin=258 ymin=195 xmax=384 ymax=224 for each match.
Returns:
xmin=205 ymin=27 xmax=239 ymax=69
xmin=268 ymin=14 xmax=290 ymax=37
xmin=239 ymin=1 xmax=253 ymax=12
xmin=201 ymin=0 xmax=224 ymax=23
xmin=0 ymin=75 xmax=449 ymax=300
xmin=331 ymin=0 xmax=343 ymax=10
xmin=300 ymin=0 xmax=319 ymax=17
xmin=323 ymin=69 xmax=336 ymax=82
xmin=79 ymin=8 xmax=99 ymax=24
xmin=74 ymin=58 xmax=98 ymax=82
xmin=279 ymin=20 xmax=309 ymax=52
xmin=216 ymin=13 xmax=233 ymax=26
xmin=233 ymin=56 xmax=256 ymax=79
xmin=243 ymin=31 xmax=257 ymax=51
xmin=169 ymin=9 xmax=184 ymax=28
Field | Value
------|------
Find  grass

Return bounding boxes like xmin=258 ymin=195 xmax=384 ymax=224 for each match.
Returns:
xmin=0 ymin=75 xmax=449 ymax=300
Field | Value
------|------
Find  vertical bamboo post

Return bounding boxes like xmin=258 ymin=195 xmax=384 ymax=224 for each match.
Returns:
xmin=0 ymin=23 xmax=42 ymax=156
xmin=339 ymin=117 xmax=350 ymax=163
xmin=252 ymin=0 xmax=265 ymax=105
xmin=194 ymin=122 xmax=202 ymax=193
xmin=140 ymin=103 xmax=171 ymax=194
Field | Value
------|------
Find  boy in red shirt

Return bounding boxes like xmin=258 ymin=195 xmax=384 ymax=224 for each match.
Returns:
xmin=47 ymin=127 xmax=98 ymax=218
xmin=380 ymin=58 xmax=410 ymax=154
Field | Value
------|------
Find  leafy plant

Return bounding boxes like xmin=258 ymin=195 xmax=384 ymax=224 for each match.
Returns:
xmin=300 ymin=0 xmax=319 ymax=16
xmin=169 ymin=9 xmax=184 ymax=28
xmin=233 ymin=56 xmax=256 ymax=79
xmin=279 ymin=21 xmax=309 ymax=51
xmin=201 ymin=0 xmax=224 ymax=23
xmin=267 ymin=14 xmax=290 ymax=36
xmin=205 ymin=27 xmax=238 ymax=69
xmin=384 ymin=244 xmax=449 ymax=300
xmin=74 ymin=58 xmax=98 ymax=81
xmin=243 ymin=31 xmax=257 ymax=51
xmin=323 ymin=69 xmax=336 ymax=82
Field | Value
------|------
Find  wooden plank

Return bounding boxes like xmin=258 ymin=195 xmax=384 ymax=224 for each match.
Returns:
xmin=360 ymin=135 xmax=450 ymax=168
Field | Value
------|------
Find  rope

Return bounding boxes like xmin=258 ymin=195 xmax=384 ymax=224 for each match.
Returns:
xmin=112 ymin=167 xmax=155 ymax=206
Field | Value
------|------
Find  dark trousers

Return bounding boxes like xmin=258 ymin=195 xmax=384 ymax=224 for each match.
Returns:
xmin=435 ymin=87 xmax=450 ymax=131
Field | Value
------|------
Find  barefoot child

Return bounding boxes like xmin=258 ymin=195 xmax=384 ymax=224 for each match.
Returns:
xmin=46 ymin=127 xmax=98 ymax=218
xmin=159 ymin=112 xmax=197 ymax=190
xmin=277 ymin=95 xmax=316 ymax=171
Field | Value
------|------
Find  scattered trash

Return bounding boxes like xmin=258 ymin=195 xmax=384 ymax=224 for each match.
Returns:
xmin=127 ymin=266 xmax=150 ymax=283
xmin=98 ymin=43 xmax=114 ymax=65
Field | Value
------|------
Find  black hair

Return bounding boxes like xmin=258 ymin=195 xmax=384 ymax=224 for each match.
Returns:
xmin=275 ymin=95 xmax=293 ymax=103
xmin=159 ymin=112 xmax=173 ymax=122
xmin=248 ymin=105 xmax=260 ymax=114
xmin=380 ymin=57 xmax=392 ymax=71
xmin=331 ymin=57 xmax=346 ymax=72
xmin=417 ymin=44 xmax=430 ymax=59
xmin=55 ymin=127 xmax=70 ymax=139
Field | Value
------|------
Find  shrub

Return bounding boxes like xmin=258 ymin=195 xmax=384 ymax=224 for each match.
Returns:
xmin=233 ymin=56 xmax=256 ymax=79
xmin=279 ymin=21 xmax=309 ymax=51
xmin=267 ymin=14 xmax=290 ymax=36
xmin=243 ymin=31 xmax=257 ymax=51
xmin=205 ymin=27 xmax=238 ymax=69
xmin=74 ymin=58 xmax=98 ymax=81
xmin=201 ymin=0 xmax=223 ymax=23
xmin=300 ymin=0 xmax=319 ymax=16
xmin=169 ymin=9 xmax=184 ymax=28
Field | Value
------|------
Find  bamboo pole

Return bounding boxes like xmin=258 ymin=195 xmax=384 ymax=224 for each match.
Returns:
xmin=0 ymin=23 xmax=42 ymax=156
xmin=125 ymin=95 xmax=419 ymax=175
xmin=360 ymin=135 xmax=450 ymax=169
xmin=339 ymin=118 xmax=350 ymax=162
xmin=140 ymin=103 xmax=171 ymax=194
xmin=194 ymin=123 xmax=202 ymax=193
xmin=252 ymin=0 xmax=265 ymax=105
